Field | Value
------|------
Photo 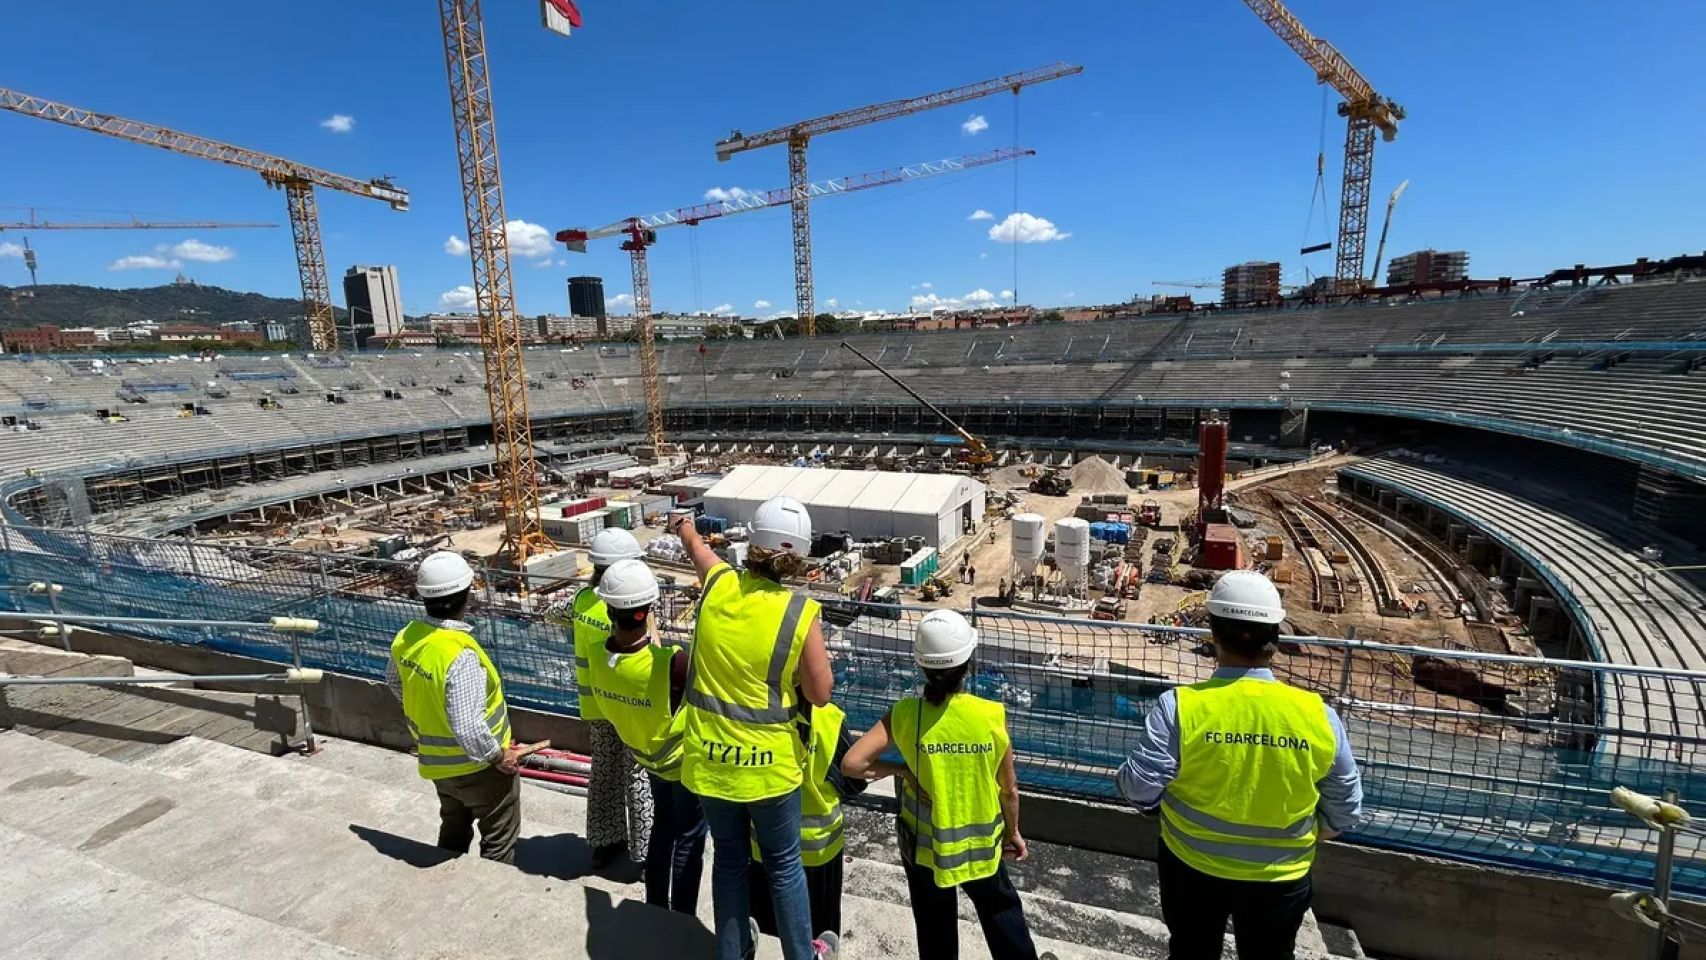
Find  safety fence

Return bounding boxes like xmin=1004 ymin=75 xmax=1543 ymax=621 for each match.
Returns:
xmin=1 ymin=522 xmax=1703 ymax=896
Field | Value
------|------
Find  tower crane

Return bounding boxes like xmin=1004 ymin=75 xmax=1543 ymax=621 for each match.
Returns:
xmin=0 ymin=214 xmax=277 ymax=286
xmin=436 ymin=0 xmax=580 ymax=569
xmin=0 ymin=87 xmax=409 ymax=351
xmin=558 ymin=148 xmax=1036 ymax=450
xmin=1153 ymin=280 xmax=1218 ymax=290
xmin=1240 ymin=0 xmax=1403 ymax=291
xmin=714 ymin=63 xmax=1081 ymax=337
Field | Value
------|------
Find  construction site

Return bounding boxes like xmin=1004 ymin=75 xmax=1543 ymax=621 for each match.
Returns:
xmin=1 ymin=2 xmax=1705 ymax=960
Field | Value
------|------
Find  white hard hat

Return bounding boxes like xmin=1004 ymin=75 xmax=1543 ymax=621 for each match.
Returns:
xmin=417 ymin=551 xmax=475 ymax=599
xmin=914 ymin=609 xmax=978 ymax=669
xmin=1205 ymin=571 xmax=1286 ymax=625
xmin=594 ymin=558 xmax=660 ymax=611
xmin=750 ymin=495 xmax=812 ymax=557
xmin=589 ymin=527 xmax=643 ymax=567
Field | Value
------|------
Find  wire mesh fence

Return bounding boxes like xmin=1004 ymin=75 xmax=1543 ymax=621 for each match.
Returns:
xmin=1 ymin=522 xmax=1703 ymax=895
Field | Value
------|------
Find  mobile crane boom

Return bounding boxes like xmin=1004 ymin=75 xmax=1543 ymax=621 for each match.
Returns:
xmin=839 ymin=341 xmax=993 ymax=466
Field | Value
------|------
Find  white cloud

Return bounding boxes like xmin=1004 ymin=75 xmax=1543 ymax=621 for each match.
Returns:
xmin=438 ymin=285 xmax=478 ymax=310
xmin=1064 ymin=291 xmax=1077 ymax=300
xmin=160 ymin=238 xmax=234 ymax=263
xmin=444 ymin=235 xmax=469 ymax=256
xmin=920 ymin=282 xmax=932 ymax=289
xmin=505 ymin=220 xmax=554 ymax=259
xmin=607 ymin=293 xmax=635 ymax=310
xmin=968 ymin=209 xmax=995 ymax=221
xmin=320 ymin=114 xmax=356 ymax=134
xmin=1000 ymin=290 xmax=1014 ymax=301
xmin=0 ymin=242 xmax=23 ymax=258
xmin=961 ymin=114 xmax=989 ymax=136
xmin=754 ymin=299 xmax=772 ymax=309
xmin=109 ymin=255 xmax=182 ymax=271
xmin=531 ymin=257 xmax=558 ymax=269
xmin=705 ymin=187 xmax=759 ymax=203
xmin=979 ymin=252 xmax=988 ymax=260
xmin=710 ymin=303 xmax=735 ymax=314
xmin=989 ymin=212 xmax=1070 ymax=244
xmin=824 ymin=298 xmax=839 ymax=309
xmin=911 ymin=288 xmax=999 ymax=312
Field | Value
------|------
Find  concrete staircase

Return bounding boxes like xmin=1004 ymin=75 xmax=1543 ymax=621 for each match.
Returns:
xmin=0 ymin=718 xmax=1366 ymax=960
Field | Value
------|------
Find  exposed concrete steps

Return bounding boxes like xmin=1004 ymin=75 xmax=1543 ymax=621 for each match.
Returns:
xmin=276 ymin=735 xmax=1357 ymax=959
xmin=0 ymin=731 xmax=1138 ymax=960
xmin=0 ymin=822 xmax=379 ymax=960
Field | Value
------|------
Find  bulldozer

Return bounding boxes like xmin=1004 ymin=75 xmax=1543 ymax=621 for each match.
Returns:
xmin=1028 ymin=469 xmax=1073 ymax=497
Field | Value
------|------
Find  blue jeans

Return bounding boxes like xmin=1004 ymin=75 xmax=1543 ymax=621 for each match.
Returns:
xmin=647 ymin=774 xmax=708 ymax=913
xmin=700 ymin=790 xmax=814 ymax=960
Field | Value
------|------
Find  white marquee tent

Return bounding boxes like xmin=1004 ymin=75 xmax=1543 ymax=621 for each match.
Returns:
xmin=702 ymin=465 xmax=986 ymax=550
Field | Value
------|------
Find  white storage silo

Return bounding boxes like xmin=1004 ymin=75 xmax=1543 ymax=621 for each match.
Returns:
xmin=1010 ymin=513 xmax=1046 ymax=578
xmin=1053 ymin=518 xmax=1092 ymax=593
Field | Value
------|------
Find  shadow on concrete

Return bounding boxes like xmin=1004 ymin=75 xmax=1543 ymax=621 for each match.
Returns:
xmin=347 ymin=824 xmax=459 ymax=868
xmin=513 ymin=832 xmax=631 ymax=883
xmin=581 ymin=886 xmax=717 ymax=959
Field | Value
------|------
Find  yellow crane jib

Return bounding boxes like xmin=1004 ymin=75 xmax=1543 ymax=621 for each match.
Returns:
xmin=838 ymin=341 xmax=994 ymax=467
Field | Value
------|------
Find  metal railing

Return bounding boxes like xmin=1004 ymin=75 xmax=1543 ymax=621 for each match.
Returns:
xmin=1 ymin=521 xmax=1704 ymax=895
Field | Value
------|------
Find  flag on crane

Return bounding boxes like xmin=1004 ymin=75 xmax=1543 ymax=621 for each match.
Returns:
xmin=540 ymin=0 xmax=582 ymax=36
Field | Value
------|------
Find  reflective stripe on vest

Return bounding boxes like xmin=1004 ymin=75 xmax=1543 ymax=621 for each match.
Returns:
xmin=1161 ymin=676 xmax=1337 ymax=883
xmin=391 ymin=621 xmax=510 ymax=781
xmin=679 ymin=565 xmax=815 ymax=802
xmin=588 ymin=641 xmax=686 ymax=781
xmin=571 ymin=588 xmax=612 ymax=722
xmin=892 ymin=694 xmax=1009 ymax=888
xmin=750 ymin=702 xmax=847 ymax=867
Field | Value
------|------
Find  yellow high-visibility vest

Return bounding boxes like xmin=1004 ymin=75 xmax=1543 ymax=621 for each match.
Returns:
xmin=570 ymin=587 xmax=611 ymax=722
xmin=893 ymin=693 xmax=1009 ymax=888
xmin=1161 ymin=676 xmax=1337 ymax=883
xmin=587 ymin=640 xmax=685 ymax=780
xmin=677 ymin=564 xmax=817 ymax=802
xmin=751 ymin=702 xmax=847 ymax=868
xmin=391 ymin=621 xmax=511 ymax=781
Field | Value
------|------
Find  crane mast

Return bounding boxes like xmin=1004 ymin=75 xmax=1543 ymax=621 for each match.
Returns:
xmin=558 ymin=149 xmax=1035 ymax=453
xmin=439 ymin=0 xmax=552 ymax=567
xmin=1240 ymin=0 xmax=1403 ymax=290
xmin=0 ymin=87 xmax=408 ymax=352
xmin=715 ymin=63 xmax=1080 ymax=337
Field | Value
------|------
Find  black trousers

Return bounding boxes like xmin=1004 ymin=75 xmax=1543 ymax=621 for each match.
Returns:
xmin=902 ymin=860 xmax=1039 ymax=960
xmin=749 ymin=854 xmax=844 ymax=939
xmin=1157 ymin=841 xmax=1312 ymax=960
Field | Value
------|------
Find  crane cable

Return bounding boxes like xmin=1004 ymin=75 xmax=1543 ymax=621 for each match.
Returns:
xmin=1301 ymin=86 xmax=1332 ymax=267
xmin=689 ymin=227 xmax=704 ymax=315
xmin=1011 ymin=91 xmax=1021 ymax=307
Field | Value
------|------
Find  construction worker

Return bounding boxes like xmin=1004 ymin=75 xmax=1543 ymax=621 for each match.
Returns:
xmin=1116 ymin=570 xmax=1364 ymax=960
xmin=545 ymin=527 xmax=653 ymax=869
xmin=842 ymin=610 xmax=1050 ymax=960
xmin=586 ymin=558 xmax=706 ymax=914
xmin=747 ymin=693 xmax=866 ymax=941
xmin=671 ymin=496 xmax=837 ymax=960
xmin=387 ymin=551 xmax=527 ymax=864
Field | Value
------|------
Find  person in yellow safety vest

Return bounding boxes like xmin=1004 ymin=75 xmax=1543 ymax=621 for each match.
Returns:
xmin=587 ymin=558 xmax=707 ymax=913
xmin=1116 ymin=570 xmax=1364 ymax=960
xmin=544 ymin=527 xmax=653 ymax=870
xmin=386 ymin=551 xmax=528 ymax=864
xmin=671 ymin=496 xmax=838 ymax=960
xmin=842 ymin=610 xmax=1055 ymax=960
xmin=747 ymin=695 xmax=867 ymax=941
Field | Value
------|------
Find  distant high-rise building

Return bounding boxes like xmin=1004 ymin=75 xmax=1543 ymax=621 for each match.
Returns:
xmin=1221 ymin=261 xmax=1282 ymax=304
xmin=1387 ymin=249 xmax=1470 ymax=287
xmin=568 ymin=276 xmax=607 ymax=335
xmin=342 ymin=265 xmax=404 ymax=350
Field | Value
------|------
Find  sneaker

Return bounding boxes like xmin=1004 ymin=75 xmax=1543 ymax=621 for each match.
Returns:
xmin=1039 ymin=953 xmax=1058 ymax=960
xmin=814 ymin=931 xmax=840 ymax=959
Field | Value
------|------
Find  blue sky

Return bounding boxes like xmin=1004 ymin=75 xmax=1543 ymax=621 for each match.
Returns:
xmin=3 ymin=0 xmax=1701 ymax=318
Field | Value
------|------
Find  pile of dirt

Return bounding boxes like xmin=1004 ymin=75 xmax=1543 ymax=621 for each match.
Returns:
xmin=987 ymin=464 xmax=1032 ymax=488
xmin=1068 ymin=455 xmax=1128 ymax=492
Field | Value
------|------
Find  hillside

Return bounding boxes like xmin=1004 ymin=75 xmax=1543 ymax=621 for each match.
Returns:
xmin=0 ymin=282 xmax=345 ymax=330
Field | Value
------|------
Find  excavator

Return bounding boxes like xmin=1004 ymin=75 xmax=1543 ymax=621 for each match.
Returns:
xmin=839 ymin=341 xmax=994 ymax=467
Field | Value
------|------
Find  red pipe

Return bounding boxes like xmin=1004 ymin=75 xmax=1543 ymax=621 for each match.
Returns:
xmin=521 ymin=766 xmax=589 ymax=787
xmin=536 ymin=747 xmax=593 ymax=763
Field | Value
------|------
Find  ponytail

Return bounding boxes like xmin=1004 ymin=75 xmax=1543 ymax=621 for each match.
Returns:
xmin=921 ymin=662 xmax=970 ymax=706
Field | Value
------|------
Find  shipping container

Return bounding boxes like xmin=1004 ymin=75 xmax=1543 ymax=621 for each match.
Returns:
xmin=1200 ymin=523 xmax=1242 ymax=570
xmin=609 ymin=465 xmax=653 ymax=490
xmin=558 ymin=496 xmax=607 ymax=519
